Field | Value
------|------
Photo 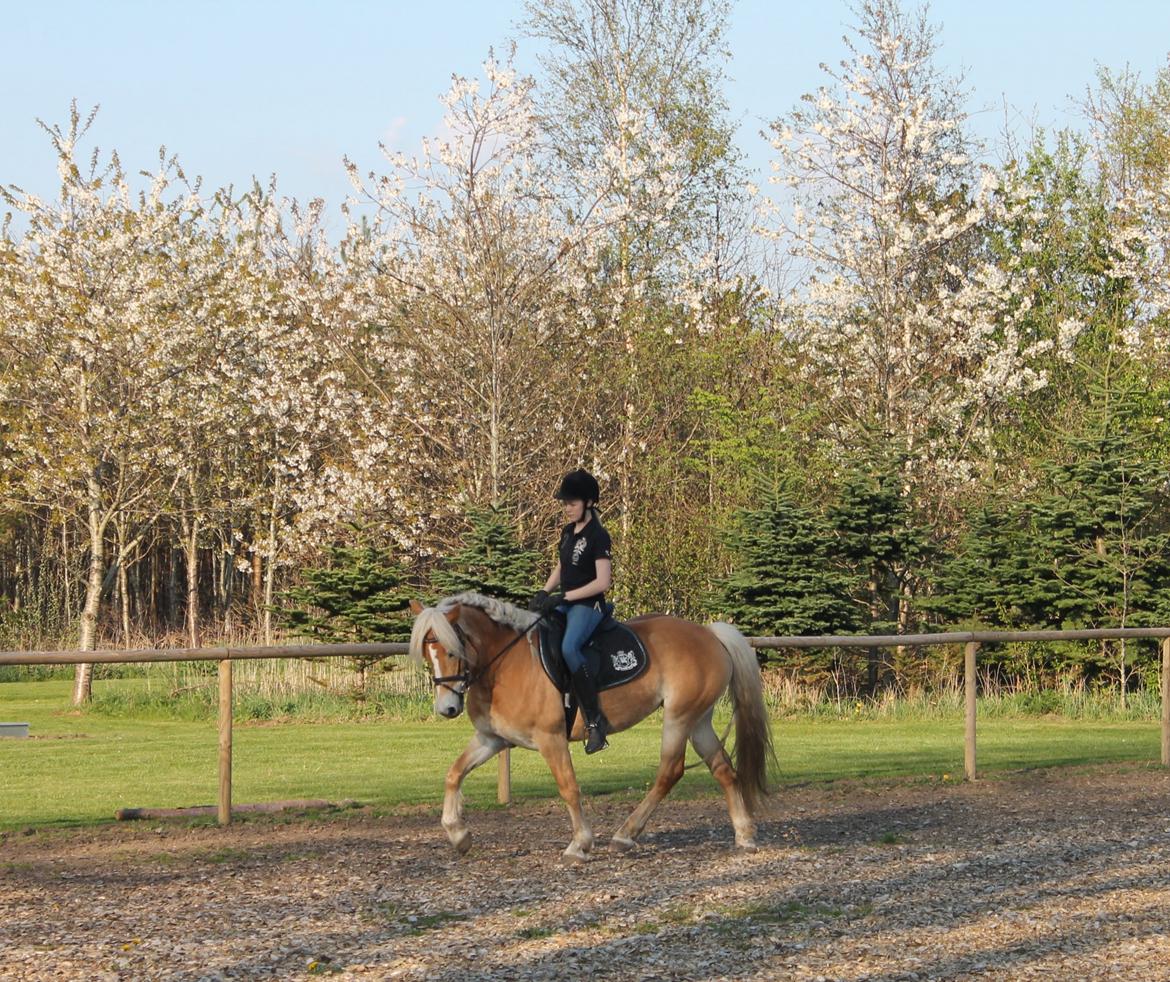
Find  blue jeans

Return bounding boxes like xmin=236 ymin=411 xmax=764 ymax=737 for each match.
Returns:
xmin=557 ymin=602 xmax=604 ymax=674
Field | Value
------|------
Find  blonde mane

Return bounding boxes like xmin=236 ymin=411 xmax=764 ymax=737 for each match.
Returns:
xmin=408 ymin=592 xmax=540 ymax=667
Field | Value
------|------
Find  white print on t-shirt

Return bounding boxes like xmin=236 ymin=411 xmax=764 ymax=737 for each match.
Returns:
xmin=571 ymin=537 xmax=588 ymax=565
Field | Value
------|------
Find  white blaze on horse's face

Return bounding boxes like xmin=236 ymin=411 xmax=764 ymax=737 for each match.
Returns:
xmin=425 ymin=635 xmax=465 ymax=719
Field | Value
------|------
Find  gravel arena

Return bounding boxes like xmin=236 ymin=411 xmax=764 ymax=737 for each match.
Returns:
xmin=2 ymin=764 xmax=1169 ymax=981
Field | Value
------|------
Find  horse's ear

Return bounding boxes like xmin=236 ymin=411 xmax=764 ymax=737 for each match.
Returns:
xmin=444 ymin=603 xmax=461 ymax=623
xmin=409 ymin=599 xmax=424 ymax=615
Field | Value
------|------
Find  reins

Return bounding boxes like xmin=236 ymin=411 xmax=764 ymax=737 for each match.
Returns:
xmin=469 ymin=618 xmax=542 ymax=678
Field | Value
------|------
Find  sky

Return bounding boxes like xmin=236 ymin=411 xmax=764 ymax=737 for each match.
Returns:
xmin=3 ymin=0 xmax=1170 ymax=235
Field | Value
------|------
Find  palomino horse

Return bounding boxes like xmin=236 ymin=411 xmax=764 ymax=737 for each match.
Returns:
xmin=408 ymin=592 xmax=774 ymax=862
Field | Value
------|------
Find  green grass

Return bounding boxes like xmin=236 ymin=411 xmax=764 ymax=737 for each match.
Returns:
xmin=85 ymin=676 xmax=433 ymax=723
xmin=0 ymin=679 xmax=1163 ymax=831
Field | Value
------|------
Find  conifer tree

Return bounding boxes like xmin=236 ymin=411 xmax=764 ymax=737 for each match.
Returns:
xmin=707 ymin=489 xmax=859 ymax=638
xmin=279 ymin=544 xmax=416 ymax=644
xmin=431 ymin=506 xmax=541 ymax=607
xmin=276 ymin=542 xmax=416 ymax=694
xmin=827 ymin=458 xmax=932 ymax=688
xmin=828 ymin=461 xmax=931 ymax=634
xmin=1033 ymin=378 xmax=1170 ymax=700
xmin=924 ymin=504 xmax=1062 ymax=629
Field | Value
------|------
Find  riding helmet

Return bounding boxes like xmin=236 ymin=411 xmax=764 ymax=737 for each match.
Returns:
xmin=555 ymin=469 xmax=600 ymax=504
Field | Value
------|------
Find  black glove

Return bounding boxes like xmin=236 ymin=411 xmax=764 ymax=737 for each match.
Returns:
xmin=528 ymin=589 xmax=550 ymax=613
xmin=539 ymin=592 xmax=564 ymax=615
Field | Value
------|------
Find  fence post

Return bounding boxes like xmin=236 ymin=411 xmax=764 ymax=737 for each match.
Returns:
xmin=964 ymin=641 xmax=979 ymax=781
xmin=1162 ymin=637 xmax=1169 ymax=768
xmin=498 ymin=747 xmax=512 ymax=805
xmin=218 ymin=658 xmax=233 ymax=825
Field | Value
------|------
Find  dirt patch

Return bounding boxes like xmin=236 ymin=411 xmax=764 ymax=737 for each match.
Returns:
xmin=2 ymin=764 xmax=1169 ymax=980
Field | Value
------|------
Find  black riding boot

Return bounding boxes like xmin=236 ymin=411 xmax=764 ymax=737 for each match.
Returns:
xmin=571 ymin=667 xmax=610 ymax=754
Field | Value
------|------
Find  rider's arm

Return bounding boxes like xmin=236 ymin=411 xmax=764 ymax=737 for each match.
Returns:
xmin=543 ymin=562 xmax=562 ymax=593
xmin=563 ymin=558 xmax=611 ymax=603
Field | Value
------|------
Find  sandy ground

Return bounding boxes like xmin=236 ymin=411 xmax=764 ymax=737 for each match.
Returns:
xmin=2 ymin=764 xmax=1170 ymax=981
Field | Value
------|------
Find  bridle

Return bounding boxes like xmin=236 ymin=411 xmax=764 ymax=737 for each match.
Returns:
xmin=424 ymin=614 xmax=547 ymax=702
xmin=425 ymin=626 xmax=473 ymax=698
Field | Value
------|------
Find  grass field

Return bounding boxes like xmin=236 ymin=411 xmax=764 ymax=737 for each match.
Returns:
xmin=0 ymin=679 xmax=1162 ymax=831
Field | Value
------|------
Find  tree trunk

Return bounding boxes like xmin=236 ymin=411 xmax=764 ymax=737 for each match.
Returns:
xmin=867 ymin=573 xmax=880 ymax=693
xmin=251 ymin=542 xmax=263 ymax=630
xmin=61 ymin=515 xmax=73 ymax=619
xmin=222 ymin=529 xmax=235 ymax=637
xmin=167 ymin=547 xmax=179 ymax=627
xmin=118 ymin=551 xmax=131 ymax=646
xmin=1119 ymin=639 xmax=1128 ymax=711
xmin=263 ymin=473 xmax=281 ymax=646
xmin=73 ymin=471 xmax=105 ymax=705
xmin=181 ymin=513 xmax=201 ymax=648
xmin=149 ymin=539 xmax=160 ymax=632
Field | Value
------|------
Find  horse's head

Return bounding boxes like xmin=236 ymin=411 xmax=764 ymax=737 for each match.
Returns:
xmin=409 ymin=599 xmax=469 ymax=719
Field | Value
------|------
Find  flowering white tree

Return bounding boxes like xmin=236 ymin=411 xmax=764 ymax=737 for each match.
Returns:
xmin=524 ymin=0 xmax=747 ymax=547
xmin=0 ymin=106 xmax=218 ymax=700
xmin=201 ymin=184 xmax=415 ymax=644
xmin=1089 ymin=64 xmax=1170 ymax=352
xmin=345 ymin=51 xmax=603 ymax=537
xmin=763 ymin=0 xmax=1068 ymax=490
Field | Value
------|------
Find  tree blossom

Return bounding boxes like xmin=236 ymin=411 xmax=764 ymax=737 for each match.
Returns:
xmin=762 ymin=0 xmax=1059 ymax=489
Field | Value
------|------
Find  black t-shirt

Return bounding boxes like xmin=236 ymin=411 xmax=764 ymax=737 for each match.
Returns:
xmin=558 ymin=516 xmax=612 ymax=606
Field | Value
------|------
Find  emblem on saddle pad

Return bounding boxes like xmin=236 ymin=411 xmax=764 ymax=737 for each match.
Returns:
xmin=611 ymin=649 xmax=638 ymax=671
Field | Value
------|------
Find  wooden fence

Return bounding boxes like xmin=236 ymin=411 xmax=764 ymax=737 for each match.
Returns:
xmin=2 ymin=628 xmax=1169 ymax=825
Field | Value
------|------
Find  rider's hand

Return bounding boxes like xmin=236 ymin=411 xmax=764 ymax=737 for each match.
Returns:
xmin=528 ymin=589 xmax=550 ymax=612
xmin=538 ymin=592 xmax=563 ymax=615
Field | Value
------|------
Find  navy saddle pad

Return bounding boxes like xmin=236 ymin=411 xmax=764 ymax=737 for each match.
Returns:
xmin=537 ymin=611 xmax=649 ymax=695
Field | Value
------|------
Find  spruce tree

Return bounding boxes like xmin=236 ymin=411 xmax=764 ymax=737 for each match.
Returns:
xmin=276 ymin=542 xmax=416 ymax=694
xmin=1032 ymin=378 xmax=1170 ymax=699
xmin=925 ymin=504 xmax=1062 ymax=630
xmin=431 ymin=506 xmax=541 ymax=607
xmin=828 ymin=460 xmax=931 ymax=634
xmin=826 ymin=458 xmax=932 ymax=689
xmin=708 ymin=489 xmax=860 ymax=638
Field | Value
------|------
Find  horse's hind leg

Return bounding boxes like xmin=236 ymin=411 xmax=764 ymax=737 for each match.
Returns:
xmin=442 ymin=731 xmax=508 ymax=854
xmin=690 ymin=712 xmax=757 ymax=850
xmin=535 ymin=732 xmax=594 ymax=864
xmin=610 ymin=717 xmax=690 ymax=850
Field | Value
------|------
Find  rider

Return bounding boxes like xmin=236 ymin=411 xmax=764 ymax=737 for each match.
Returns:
xmin=529 ymin=469 xmax=613 ymax=754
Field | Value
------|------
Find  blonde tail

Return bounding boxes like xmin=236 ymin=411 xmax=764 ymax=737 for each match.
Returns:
xmin=705 ymin=622 xmax=775 ymax=813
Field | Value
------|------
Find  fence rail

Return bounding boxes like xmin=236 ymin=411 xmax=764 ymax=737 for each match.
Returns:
xmin=2 ymin=627 xmax=1168 ymax=825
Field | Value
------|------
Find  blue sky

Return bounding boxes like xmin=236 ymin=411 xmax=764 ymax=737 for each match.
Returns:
xmin=3 ymin=1 xmax=1169 ymax=233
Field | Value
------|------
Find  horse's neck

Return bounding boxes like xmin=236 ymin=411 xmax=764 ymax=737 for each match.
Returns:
xmin=460 ymin=611 xmax=517 ymax=671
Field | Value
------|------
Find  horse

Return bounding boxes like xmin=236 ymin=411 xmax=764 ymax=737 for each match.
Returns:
xmin=408 ymin=592 xmax=775 ymax=862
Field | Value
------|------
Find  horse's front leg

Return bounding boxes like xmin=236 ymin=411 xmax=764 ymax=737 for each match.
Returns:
xmin=535 ymin=732 xmax=594 ymax=864
xmin=442 ymin=730 xmax=508 ymax=855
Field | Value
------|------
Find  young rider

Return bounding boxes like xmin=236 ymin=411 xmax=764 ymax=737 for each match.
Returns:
xmin=529 ymin=469 xmax=613 ymax=754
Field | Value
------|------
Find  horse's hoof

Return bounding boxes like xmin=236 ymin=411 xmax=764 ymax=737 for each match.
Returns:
xmin=450 ymin=831 xmax=472 ymax=855
xmin=735 ymin=839 xmax=759 ymax=853
xmin=560 ymin=848 xmax=588 ymax=865
xmin=610 ymin=835 xmax=637 ymax=852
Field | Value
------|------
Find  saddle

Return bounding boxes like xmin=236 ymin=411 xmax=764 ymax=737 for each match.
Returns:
xmin=536 ymin=606 xmax=649 ymax=737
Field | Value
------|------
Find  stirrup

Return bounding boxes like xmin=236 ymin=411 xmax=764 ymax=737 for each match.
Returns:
xmin=584 ymin=722 xmax=609 ymax=755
